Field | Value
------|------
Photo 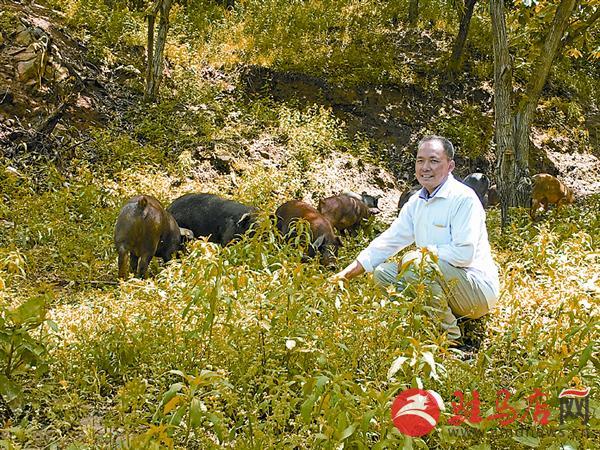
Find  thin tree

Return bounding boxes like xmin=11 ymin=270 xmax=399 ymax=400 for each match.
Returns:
xmin=490 ymin=0 xmax=514 ymax=227
xmin=145 ymin=0 xmax=174 ymax=101
xmin=448 ymin=0 xmax=478 ymax=78
xmin=408 ymin=0 xmax=419 ymax=26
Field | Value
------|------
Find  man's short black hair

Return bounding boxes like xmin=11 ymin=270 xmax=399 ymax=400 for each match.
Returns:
xmin=418 ymin=135 xmax=455 ymax=160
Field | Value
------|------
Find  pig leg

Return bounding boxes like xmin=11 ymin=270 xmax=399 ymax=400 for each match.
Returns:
xmin=129 ymin=253 xmax=139 ymax=275
xmin=346 ymin=223 xmax=360 ymax=237
xmin=136 ymin=253 xmax=153 ymax=279
xmin=279 ymin=221 xmax=290 ymax=236
xmin=118 ymin=249 xmax=129 ymax=279
xmin=530 ymin=198 xmax=540 ymax=219
xmin=541 ymin=199 xmax=549 ymax=214
xmin=555 ymin=197 xmax=567 ymax=215
xmin=136 ymin=240 xmax=157 ymax=278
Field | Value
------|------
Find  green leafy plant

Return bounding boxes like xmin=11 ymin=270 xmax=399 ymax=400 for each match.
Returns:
xmin=0 ymin=295 xmax=53 ymax=410
xmin=150 ymin=369 xmax=234 ymax=447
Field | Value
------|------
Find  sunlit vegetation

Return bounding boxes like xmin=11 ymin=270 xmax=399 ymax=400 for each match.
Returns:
xmin=1 ymin=0 xmax=598 ymax=448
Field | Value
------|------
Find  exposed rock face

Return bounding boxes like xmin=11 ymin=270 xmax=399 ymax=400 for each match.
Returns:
xmin=14 ymin=37 xmax=48 ymax=84
xmin=0 ymin=0 xmax=121 ymax=162
xmin=6 ymin=21 xmax=69 ymax=86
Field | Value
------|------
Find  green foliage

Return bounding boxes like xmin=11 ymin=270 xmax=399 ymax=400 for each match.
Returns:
xmin=232 ymin=103 xmax=352 ymax=203
xmin=44 ymin=0 xmax=146 ymax=65
xmin=199 ymin=0 xmax=405 ymax=84
xmin=2 ymin=97 xmax=597 ymax=447
xmin=128 ymin=99 xmax=214 ymax=153
xmin=0 ymin=164 xmax=118 ymax=284
xmin=0 ymin=9 xmax=20 ymax=34
xmin=23 ymin=198 xmax=595 ymax=447
xmin=149 ymin=369 xmax=233 ymax=446
xmin=280 ymin=105 xmax=344 ymax=152
xmin=0 ymin=294 xmax=52 ymax=410
xmin=1 ymin=1 xmax=599 ymax=447
xmin=437 ymin=104 xmax=494 ymax=159
xmin=170 ymin=0 xmax=227 ymax=43
xmin=278 ymin=104 xmax=345 ymax=175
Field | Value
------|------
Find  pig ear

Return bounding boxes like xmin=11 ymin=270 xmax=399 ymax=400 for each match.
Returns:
xmin=180 ymin=228 xmax=194 ymax=240
xmin=311 ymin=234 xmax=325 ymax=250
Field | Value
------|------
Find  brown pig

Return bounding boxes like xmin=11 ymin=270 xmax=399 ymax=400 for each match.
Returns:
xmin=530 ymin=174 xmax=575 ymax=219
xmin=487 ymin=184 xmax=499 ymax=207
xmin=276 ymin=200 xmax=342 ymax=267
xmin=317 ymin=194 xmax=374 ymax=233
xmin=114 ymin=195 xmax=191 ymax=279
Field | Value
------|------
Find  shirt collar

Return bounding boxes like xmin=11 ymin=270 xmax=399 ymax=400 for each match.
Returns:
xmin=418 ymin=173 xmax=455 ymax=200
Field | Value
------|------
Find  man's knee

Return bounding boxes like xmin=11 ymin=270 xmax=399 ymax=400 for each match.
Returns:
xmin=373 ymin=262 xmax=398 ymax=288
xmin=436 ymin=260 xmax=489 ymax=319
xmin=436 ymin=259 xmax=457 ymax=277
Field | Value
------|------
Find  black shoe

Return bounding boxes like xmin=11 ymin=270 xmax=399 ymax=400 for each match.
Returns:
xmin=449 ymin=341 xmax=478 ymax=361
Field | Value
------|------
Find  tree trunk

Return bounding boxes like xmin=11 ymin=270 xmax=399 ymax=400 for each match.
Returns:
xmin=448 ymin=0 xmax=477 ymax=78
xmin=491 ymin=0 xmax=577 ymax=227
xmin=145 ymin=11 xmax=156 ymax=100
xmin=408 ymin=0 xmax=419 ymax=26
xmin=512 ymin=0 xmax=577 ymax=203
xmin=490 ymin=0 xmax=514 ymax=227
xmin=145 ymin=0 xmax=173 ymax=101
xmin=152 ymin=0 xmax=173 ymax=95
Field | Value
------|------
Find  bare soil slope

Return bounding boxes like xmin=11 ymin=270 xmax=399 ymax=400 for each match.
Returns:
xmin=1 ymin=1 xmax=598 ymax=203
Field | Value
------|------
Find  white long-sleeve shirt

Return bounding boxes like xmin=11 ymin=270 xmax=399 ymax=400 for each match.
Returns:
xmin=357 ymin=173 xmax=500 ymax=308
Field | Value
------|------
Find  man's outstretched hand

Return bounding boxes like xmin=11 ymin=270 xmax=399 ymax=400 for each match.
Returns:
xmin=328 ymin=272 xmax=348 ymax=284
xmin=328 ymin=260 xmax=365 ymax=285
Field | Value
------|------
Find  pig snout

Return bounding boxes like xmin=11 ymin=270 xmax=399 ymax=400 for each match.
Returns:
xmin=179 ymin=227 xmax=194 ymax=244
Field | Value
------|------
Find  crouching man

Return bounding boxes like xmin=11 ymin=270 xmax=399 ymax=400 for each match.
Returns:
xmin=330 ymin=135 xmax=500 ymax=345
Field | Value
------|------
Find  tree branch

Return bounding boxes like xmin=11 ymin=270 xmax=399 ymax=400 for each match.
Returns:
xmin=519 ymin=0 xmax=577 ymax=118
xmin=562 ymin=7 xmax=600 ymax=47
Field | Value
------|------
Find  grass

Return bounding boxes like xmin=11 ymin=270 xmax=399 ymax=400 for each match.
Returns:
xmin=1 ymin=134 xmax=598 ymax=447
xmin=1 ymin=1 xmax=598 ymax=447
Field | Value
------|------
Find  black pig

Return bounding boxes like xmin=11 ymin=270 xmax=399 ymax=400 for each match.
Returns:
xmin=462 ymin=173 xmax=490 ymax=207
xmin=168 ymin=193 xmax=257 ymax=245
xmin=397 ymin=185 xmax=421 ymax=214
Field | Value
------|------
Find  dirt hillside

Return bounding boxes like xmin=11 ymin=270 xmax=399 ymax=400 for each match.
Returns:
xmin=1 ymin=0 xmax=599 ymax=206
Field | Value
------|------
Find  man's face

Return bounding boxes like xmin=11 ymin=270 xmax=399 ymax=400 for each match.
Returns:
xmin=415 ymin=140 xmax=455 ymax=193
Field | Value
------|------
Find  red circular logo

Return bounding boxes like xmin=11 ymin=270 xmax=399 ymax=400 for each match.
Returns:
xmin=391 ymin=388 xmax=444 ymax=437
